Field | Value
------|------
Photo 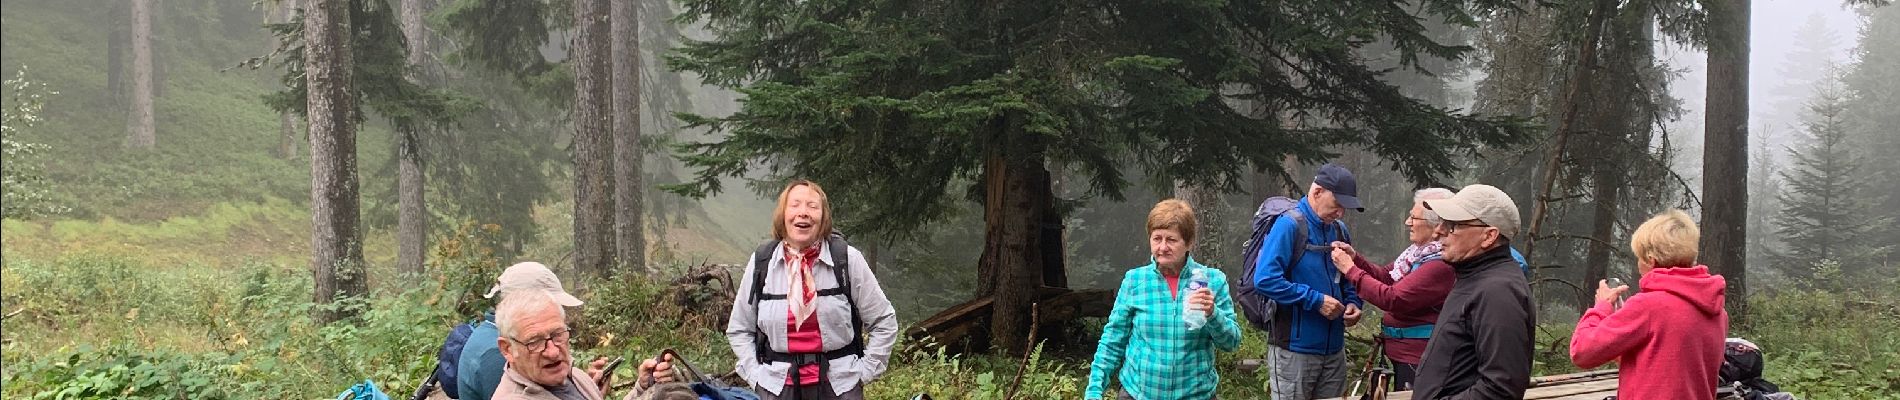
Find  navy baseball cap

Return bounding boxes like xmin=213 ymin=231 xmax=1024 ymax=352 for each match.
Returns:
xmin=1315 ymin=163 xmax=1364 ymax=212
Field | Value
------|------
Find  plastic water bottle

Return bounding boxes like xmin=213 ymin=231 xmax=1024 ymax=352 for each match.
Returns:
xmin=1183 ymin=267 xmax=1210 ymax=329
xmin=1606 ymin=277 xmax=1628 ymax=310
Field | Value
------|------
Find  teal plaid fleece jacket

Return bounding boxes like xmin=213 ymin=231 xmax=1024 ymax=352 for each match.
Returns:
xmin=1086 ymin=257 xmax=1242 ymax=399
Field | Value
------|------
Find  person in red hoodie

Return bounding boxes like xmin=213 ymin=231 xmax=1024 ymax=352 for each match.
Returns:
xmin=1570 ymin=209 xmax=1729 ymax=400
xmin=1328 ymin=187 xmax=1458 ymax=391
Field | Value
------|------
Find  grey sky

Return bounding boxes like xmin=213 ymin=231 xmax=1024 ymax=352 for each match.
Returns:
xmin=1662 ymin=0 xmax=1866 ymax=163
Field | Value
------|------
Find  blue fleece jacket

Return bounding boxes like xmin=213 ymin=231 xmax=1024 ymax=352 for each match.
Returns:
xmin=1251 ymin=198 xmax=1362 ymax=355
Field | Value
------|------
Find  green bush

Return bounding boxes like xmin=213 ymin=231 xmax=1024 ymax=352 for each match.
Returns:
xmin=8 ymin=250 xmax=1900 ymax=399
xmin=1746 ymin=285 xmax=1900 ymax=399
xmin=4 ymin=345 xmax=239 ymax=399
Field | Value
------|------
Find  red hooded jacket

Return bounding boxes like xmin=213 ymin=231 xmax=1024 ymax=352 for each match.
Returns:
xmin=1569 ymin=265 xmax=1729 ymax=400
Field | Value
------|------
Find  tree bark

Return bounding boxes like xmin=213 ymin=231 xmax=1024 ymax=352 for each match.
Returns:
xmin=574 ymin=0 xmax=617 ymax=279
xmin=611 ymin=0 xmax=647 ymax=275
xmin=127 ymin=0 xmax=156 ymax=149
xmin=398 ymin=128 xmax=425 ymax=276
xmin=306 ymin=0 xmax=364 ymax=325
xmin=396 ymin=0 xmax=429 ymax=277
xmin=275 ymin=0 xmax=301 ymax=161
xmin=280 ymin=111 xmax=299 ymax=160
xmin=108 ymin=2 xmax=129 ymax=103
xmin=1581 ymin=163 xmax=1620 ymax=310
xmin=1173 ymin=183 xmax=1224 ymax=267
xmin=1704 ymin=0 xmax=1751 ymax=326
xmin=1525 ymin=0 xmax=1617 ymax=267
xmin=1577 ymin=4 xmax=1655 ymax=312
xmin=980 ymin=114 xmax=1057 ymax=355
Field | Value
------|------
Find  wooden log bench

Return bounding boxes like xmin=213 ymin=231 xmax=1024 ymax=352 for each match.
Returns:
xmin=905 ymin=287 xmax=1116 ymax=351
xmin=1386 ymin=369 xmax=1619 ymax=400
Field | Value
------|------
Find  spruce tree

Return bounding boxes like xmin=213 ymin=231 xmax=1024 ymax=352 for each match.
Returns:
xmin=1775 ymin=81 xmax=1880 ymax=284
xmin=665 ymin=0 xmax=1534 ymax=353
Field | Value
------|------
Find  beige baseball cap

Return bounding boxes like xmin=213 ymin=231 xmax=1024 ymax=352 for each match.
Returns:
xmin=1423 ymin=184 xmax=1521 ymax=239
xmin=484 ymin=261 xmax=584 ymax=307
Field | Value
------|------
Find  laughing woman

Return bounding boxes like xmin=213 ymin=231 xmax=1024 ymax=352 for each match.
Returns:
xmin=728 ymin=180 xmax=899 ymax=400
xmin=1086 ymin=199 xmax=1243 ymax=400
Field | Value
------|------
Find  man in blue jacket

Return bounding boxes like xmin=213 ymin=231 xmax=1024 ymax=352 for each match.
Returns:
xmin=1253 ymin=163 xmax=1365 ymax=399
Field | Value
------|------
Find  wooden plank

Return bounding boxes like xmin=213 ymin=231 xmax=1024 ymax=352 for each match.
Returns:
xmin=1525 ymin=379 xmax=1619 ymax=399
xmin=1531 ymin=369 xmax=1618 ymax=386
xmin=1386 ymin=373 xmax=1619 ymax=400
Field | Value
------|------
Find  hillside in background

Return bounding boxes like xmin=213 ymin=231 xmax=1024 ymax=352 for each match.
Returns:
xmin=0 ymin=0 xmax=765 ymax=270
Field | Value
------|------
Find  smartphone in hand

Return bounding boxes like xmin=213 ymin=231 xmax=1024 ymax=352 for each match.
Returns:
xmin=1606 ymin=278 xmax=1627 ymax=309
xmin=601 ymin=356 xmax=626 ymax=378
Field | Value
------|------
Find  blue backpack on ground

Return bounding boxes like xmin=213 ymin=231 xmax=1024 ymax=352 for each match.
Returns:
xmin=1235 ymin=196 xmax=1349 ymax=332
xmin=658 ymin=348 xmax=763 ymax=400
xmin=337 ymin=380 xmax=393 ymax=400
xmin=432 ymin=314 xmax=490 ymax=399
xmin=690 ymin=383 xmax=763 ymax=400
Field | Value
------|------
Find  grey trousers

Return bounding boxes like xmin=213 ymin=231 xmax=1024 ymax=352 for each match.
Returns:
xmin=1268 ymin=345 xmax=1347 ymax=400
xmin=756 ymin=383 xmax=864 ymax=400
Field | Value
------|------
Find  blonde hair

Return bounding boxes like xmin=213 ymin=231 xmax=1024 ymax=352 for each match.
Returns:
xmin=770 ymin=179 xmax=833 ymax=241
xmin=1630 ymin=209 xmax=1700 ymax=267
xmin=1147 ymin=199 xmax=1199 ymax=245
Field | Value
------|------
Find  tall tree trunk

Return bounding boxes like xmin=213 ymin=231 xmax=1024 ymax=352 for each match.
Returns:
xmin=574 ymin=0 xmax=616 ymax=279
xmin=127 ymin=0 xmax=156 ymax=149
xmin=275 ymin=0 xmax=301 ymax=161
xmin=1173 ymin=183 xmax=1224 ymax=266
xmin=1703 ymin=0 xmax=1750 ymax=326
xmin=611 ymin=0 xmax=647 ymax=275
xmin=1525 ymin=0 xmax=1617 ymax=266
xmin=396 ymin=0 xmax=429 ymax=277
xmin=306 ymin=0 xmax=364 ymax=325
xmin=280 ymin=111 xmax=300 ymax=160
xmin=1581 ymin=164 xmax=1620 ymax=309
xmin=108 ymin=2 xmax=129 ymax=103
xmin=980 ymin=114 xmax=1057 ymax=355
xmin=1577 ymin=3 xmax=1656 ymax=312
xmin=397 ymin=128 xmax=425 ymax=276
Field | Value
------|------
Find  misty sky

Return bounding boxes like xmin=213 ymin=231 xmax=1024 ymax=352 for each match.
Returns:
xmin=1663 ymin=0 xmax=1867 ymax=160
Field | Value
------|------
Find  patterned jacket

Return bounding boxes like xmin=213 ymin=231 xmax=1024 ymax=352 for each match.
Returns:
xmin=1086 ymin=257 xmax=1242 ymax=399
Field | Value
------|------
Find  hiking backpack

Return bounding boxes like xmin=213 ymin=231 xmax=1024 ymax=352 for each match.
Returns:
xmin=746 ymin=232 xmax=866 ymax=369
xmin=1235 ymin=196 xmax=1349 ymax=332
xmin=430 ymin=316 xmax=484 ymax=399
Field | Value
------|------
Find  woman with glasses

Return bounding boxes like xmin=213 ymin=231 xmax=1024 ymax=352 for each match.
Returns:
xmin=1326 ymin=188 xmax=1457 ymax=390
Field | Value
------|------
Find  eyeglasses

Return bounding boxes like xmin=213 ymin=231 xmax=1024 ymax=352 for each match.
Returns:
xmin=508 ymin=328 xmax=573 ymax=353
xmin=1446 ymin=221 xmax=1491 ymax=234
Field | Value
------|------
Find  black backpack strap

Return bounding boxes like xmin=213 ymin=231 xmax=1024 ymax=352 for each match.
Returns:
xmin=753 ymin=235 xmax=869 ymax=373
xmin=1285 ymin=208 xmax=1311 ymax=269
xmin=827 ymin=235 xmax=867 ymax=358
xmin=749 ymin=241 xmax=779 ymax=306
xmin=750 ymin=240 xmax=777 ymax=365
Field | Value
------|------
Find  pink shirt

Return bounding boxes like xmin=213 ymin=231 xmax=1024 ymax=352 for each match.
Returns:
xmin=1570 ymin=265 xmax=1728 ymax=400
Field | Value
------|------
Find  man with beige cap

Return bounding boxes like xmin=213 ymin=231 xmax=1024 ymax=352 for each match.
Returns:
xmin=1409 ymin=184 xmax=1534 ymax=399
xmin=460 ymin=262 xmax=676 ymax=400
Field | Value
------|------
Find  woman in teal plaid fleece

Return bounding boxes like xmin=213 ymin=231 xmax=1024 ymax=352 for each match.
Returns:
xmin=1086 ymin=199 xmax=1244 ymax=400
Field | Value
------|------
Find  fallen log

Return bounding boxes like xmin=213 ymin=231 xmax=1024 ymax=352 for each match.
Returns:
xmin=906 ymin=287 xmax=1115 ymax=352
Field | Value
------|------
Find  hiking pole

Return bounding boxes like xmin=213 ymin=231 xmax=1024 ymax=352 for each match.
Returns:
xmin=1344 ymin=336 xmax=1385 ymax=400
xmin=660 ymin=348 xmax=715 ymax=385
xmin=410 ymin=364 xmax=441 ymax=400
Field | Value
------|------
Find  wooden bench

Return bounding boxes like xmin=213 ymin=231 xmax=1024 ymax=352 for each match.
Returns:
xmin=1386 ymin=369 xmax=1619 ymax=400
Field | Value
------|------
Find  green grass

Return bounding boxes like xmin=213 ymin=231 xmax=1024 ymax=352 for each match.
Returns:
xmin=0 ymin=0 xmax=393 ymax=222
xmin=6 ymin=243 xmax=1899 ymax=399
